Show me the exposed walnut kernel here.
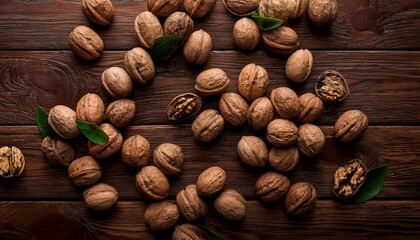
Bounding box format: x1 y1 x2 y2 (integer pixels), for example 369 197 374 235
167 93 202 121
333 159 367 198
315 70 349 102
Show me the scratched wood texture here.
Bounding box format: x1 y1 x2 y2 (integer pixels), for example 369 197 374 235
0 0 420 239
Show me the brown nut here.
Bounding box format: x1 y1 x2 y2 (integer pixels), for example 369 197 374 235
88 123 123 158
334 110 369 142
233 18 261 50
183 0 217 18
173 223 207 240
105 99 136 128
153 143 184 176
68 25 103 61
258 0 291 22
270 87 300 119
76 93 105 125
219 93 249 126
285 49 313 83
68 156 101 186
184 29 213 65
223 0 260 16
101 67 133 99
195 68 230 96
81 0 114 25
238 63 269 102
167 93 202 121
144 201 180 231
298 124 325 157
266 119 298 148
315 70 349 102
124 47 155 85
333 159 367 198
214 189 246 221
136 166 170 200
83 183 118 211
121 135 150 168
0 146 25 178
308 0 338 27
196 166 227 197
285 182 317 217
298 93 323 123
164 11 194 44
262 26 299 55
147 0 183 17
41 136 75 167
48 105 81 139
247 97 274 130
268 147 300 172
134 11 163 49
255 171 291 202
237 136 268 168
191 109 225 142
176 184 208 221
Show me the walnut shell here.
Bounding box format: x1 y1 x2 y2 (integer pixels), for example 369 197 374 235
191 109 225 142
238 63 269 102
167 93 202 121
223 0 260 16
41 136 75 167
268 147 300 172
195 68 230 96
214 189 246 221
334 110 369 142
136 166 170 200
298 93 323 123
0 146 25 178
134 11 163 49
307 0 338 27
105 99 136 128
164 11 194 44
183 0 217 18
68 156 101 186
124 47 155 85
290 0 309 18
266 119 298 148
48 105 81 139
68 25 103 61
333 159 367 198
285 182 317 217
315 70 349 102
101 67 133 99
76 93 105 125
285 49 313 83
262 26 299 55
219 93 249 126
255 171 291 202
196 166 227 197
83 183 118 211
233 18 261 50
184 29 213 65
144 201 180 231
176 184 208 221
173 223 207 240
270 87 300 119
147 0 183 17
121 135 150 168
298 124 325 157
247 97 274 130
81 0 114 25
237 136 268 168
258 0 292 22
88 123 123 158
153 143 184 176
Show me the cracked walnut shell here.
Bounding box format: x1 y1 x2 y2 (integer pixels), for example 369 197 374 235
315 70 349 102
0 146 25 178
136 166 170 200
237 136 268 168
333 159 367 198
121 135 150 168
184 29 213 65
334 110 368 142
196 166 227 197
88 123 123 158
83 183 118 211
167 93 202 121
298 124 325 158
191 109 225 142
134 11 163 49
214 189 246 221
255 171 291 202
48 105 81 139
68 25 103 61
153 143 184 176
285 182 317 217
266 119 298 148
144 201 180 231
68 156 101 187
81 0 114 25
271 87 300 119
176 184 208 221
195 68 230 96
41 136 75 167
76 93 105 125
238 63 269 102
219 93 249 126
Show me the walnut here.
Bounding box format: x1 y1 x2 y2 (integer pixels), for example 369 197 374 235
214 189 246 221
105 99 136 128
0 146 25 178
290 0 309 18
233 18 261 50
136 166 170 200
247 97 274 130
48 105 81 139
237 136 268 168
196 166 227 197
147 0 183 17
164 11 194 44
266 119 298 148
298 93 323 123
333 159 367 198
144 201 180 231
255 171 291 202
298 124 325 157
134 11 163 49
101 67 133 99
315 70 349 102
223 0 260 16
121 135 150 168
268 147 300 172
41 136 75 167
285 49 313 83
68 156 101 187
191 109 225 142
307 0 338 27
183 29 213 65
194 68 230 96
76 93 105 125
258 0 292 22
88 123 123 158
285 182 317 217
167 93 202 121
176 184 208 221
124 47 155 85
270 87 300 119
81 0 114 25
238 63 269 102
334 110 368 142
183 0 217 18
173 223 207 240
262 26 299 55
83 183 118 211
153 143 184 176
219 93 249 126
68 25 103 61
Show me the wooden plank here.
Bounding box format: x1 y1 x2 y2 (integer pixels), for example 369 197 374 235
0 1 419 50
0 50 419 125
0 200 419 239
0 125 418 200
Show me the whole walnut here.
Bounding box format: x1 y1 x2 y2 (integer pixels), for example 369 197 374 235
191 109 225 142
233 18 261 50
144 201 180 231
270 87 300 119
268 147 300 172
68 156 101 187
105 99 136 128
88 123 123 158
76 93 105 125
176 184 208 221
247 97 274 130
219 93 249 126
0 146 25 178
153 143 184 176
214 189 246 221
262 26 299 55
285 182 317 217
48 105 81 139
124 47 155 85
195 68 230 96
41 136 75 166
83 183 118 211
307 0 338 27
258 0 292 22
183 0 217 18
81 0 114 25
136 166 170 200
285 49 313 83
298 93 323 123
238 63 269 102
173 223 207 240
147 0 183 17
255 171 291 202
134 11 163 49
334 110 368 142
164 12 194 44
121 135 150 168
68 25 103 61
266 119 298 148
224 0 260 16
184 29 213 65
196 166 227 197
298 124 325 157
237 136 268 168
101 67 133 99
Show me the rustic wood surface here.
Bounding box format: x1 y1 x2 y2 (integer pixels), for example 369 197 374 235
1 0 420 239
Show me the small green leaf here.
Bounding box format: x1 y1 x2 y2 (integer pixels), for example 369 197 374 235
35 105 55 138
251 11 284 31
149 35 182 62
76 120 109 145
198 224 221 240
351 165 388 203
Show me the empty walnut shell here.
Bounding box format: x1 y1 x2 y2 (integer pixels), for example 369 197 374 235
76 93 105 125
238 63 269 102
196 166 227 197
266 119 298 148
223 0 260 16
41 136 75 167
144 201 180 231
255 171 291 202
83 183 118 211
237 136 268 168
81 0 114 25
124 47 155 85
298 93 323 123
48 105 81 139
270 87 300 119
101 67 133 99
334 110 369 142
153 143 184 176
184 29 213 65
176 184 208 221
173 223 207 240
214 189 246 221
315 70 349 102
191 109 225 142
285 182 317 217
0 146 25 178
262 26 299 55
298 124 325 157
88 123 123 158
136 166 170 200
195 68 230 96
121 135 150 168
105 99 136 128
167 93 202 121
219 93 249 126
268 147 300 172
68 25 103 61
164 11 194 44
134 11 163 49
147 0 183 17
247 97 274 130
68 156 101 187
183 0 217 18
333 159 367 198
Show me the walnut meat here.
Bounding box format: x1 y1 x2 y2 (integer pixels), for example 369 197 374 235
184 29 213 65
68 156 101 187
121 135 150 168
176 184 208 221
270 87 300 119
81 0 114 25
153 143 184 176
233 18 261 50
134 11 163 49
237 136 268 168
48 105 81 139
167 93 202 121
105 99 136 128
164 11 194 44
285 49 313 83
147 0 183 17
238 63 269 102
124 47 155 85
191 109 225 142
308 0 338 27
219 93 249 126
144 201 180 231
196 166 227 197
214 189 246 221
194 68 230 96
173 223 207 240
298 93 323 123
183 0 217 18
0 146 25 178
266 119 298 148
136 166 170 200
255 171 291 202
68 25 103 61
262 26 299 55
224 0 260 16
268 147 300 172
83 183 118 211
76 93 105 125
88 123 123 158
334 110 369 142
298 124 325 157
247 97 274 130
333 159 367 198
101 67 133 99
285 182 317 217
315 70 349 102
41 137 75 167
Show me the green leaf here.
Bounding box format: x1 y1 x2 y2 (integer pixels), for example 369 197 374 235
251 11 284 31
198 224 221 240
76 120 109 145
351 165 388 203
35 105 55 138
149 35 182 62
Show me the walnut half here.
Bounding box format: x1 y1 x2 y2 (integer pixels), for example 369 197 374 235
333 159 367 198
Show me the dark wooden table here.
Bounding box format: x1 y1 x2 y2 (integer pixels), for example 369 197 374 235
1 1 420 239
